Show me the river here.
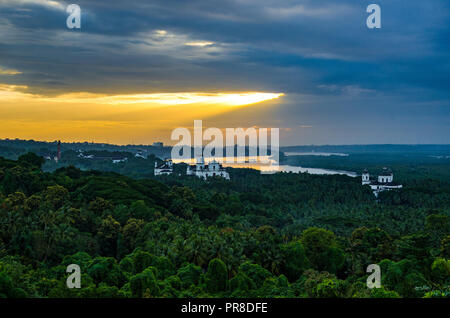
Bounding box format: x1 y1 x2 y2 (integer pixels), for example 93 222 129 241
172 156 357 177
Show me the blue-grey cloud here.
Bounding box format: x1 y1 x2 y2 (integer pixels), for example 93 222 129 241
0 0 448 144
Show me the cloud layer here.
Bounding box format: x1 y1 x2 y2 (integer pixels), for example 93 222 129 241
0 0 448 144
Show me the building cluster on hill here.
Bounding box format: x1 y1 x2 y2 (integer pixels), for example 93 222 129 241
362 167 402 196
154 157 230 180
44 140 62 162
186 157 230 180
154 159 174 176
76 150 129 163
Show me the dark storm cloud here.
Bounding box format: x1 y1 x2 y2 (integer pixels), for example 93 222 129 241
0 0 448 143
0 0 448 96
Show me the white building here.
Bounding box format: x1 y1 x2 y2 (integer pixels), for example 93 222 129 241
362 168 402 196
154 159 173 176
187 157 230 180
112 158 128 164
77 150 94 159
135 150 146 159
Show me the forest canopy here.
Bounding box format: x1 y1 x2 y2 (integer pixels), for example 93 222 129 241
0 152 449 298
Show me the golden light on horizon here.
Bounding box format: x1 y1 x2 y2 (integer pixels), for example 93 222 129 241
0 84 285 145
0 85 283 107
40 91 284 107
0 67 22 75
185 41 215 47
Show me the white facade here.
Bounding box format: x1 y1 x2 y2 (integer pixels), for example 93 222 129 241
377 174 393 183
77 150 94 159
187 157 230 180
362 170 370 185
135 150 146 159
362 168 402 196
112 158 128 164
154 159 173 176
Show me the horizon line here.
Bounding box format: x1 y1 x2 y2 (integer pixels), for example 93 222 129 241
1 138 449 148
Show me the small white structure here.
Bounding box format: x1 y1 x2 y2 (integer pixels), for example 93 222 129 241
362 170 371 185
187 157 230 180
77 150 94 159
112 158 128 164
154 159 173 176
135 150 146 159
362 168 402 197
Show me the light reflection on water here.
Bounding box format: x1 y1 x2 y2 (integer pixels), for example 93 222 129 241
284 152 349 157
172 156 357 177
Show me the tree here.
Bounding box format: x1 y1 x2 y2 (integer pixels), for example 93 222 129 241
280 240 309 282
89 197 113 215
299 269 337 298
380 259 428 297
153 256 175 280
44 185 68 209
119 256 134 274
129 200 153 221
131 250 156 274
18 152 44 169
229 272 256 295
430 258 450 286
62 252 92 270
97 215 121 256
4 192 26 210
24 194 41 214
369 286 400 298
441 236 450 258
87 257 127 288
426 214 450 248
119 218 145 257
394 233 432 269
252 226 282 274
130 267 159 298
177 263 202 289
301 227 344 273
205 258 228 293
237 262 272 289
349 227 393 274
315 277 346 298
0 271 27 298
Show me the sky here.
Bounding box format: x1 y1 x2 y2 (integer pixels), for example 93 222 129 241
0 0 449 145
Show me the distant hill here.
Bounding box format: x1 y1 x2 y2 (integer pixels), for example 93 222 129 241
0 138 171 160
280 144 450 155
2 139 449 159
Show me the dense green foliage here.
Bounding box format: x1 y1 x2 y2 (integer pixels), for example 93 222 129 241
282 150 450 182
0 152 448 298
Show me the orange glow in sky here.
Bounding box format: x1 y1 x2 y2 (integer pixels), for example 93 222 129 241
0 84 284 144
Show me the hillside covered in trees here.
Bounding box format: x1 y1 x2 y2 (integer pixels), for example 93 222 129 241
0 153 449 298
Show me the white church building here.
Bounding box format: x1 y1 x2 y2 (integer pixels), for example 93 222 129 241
154 159 174 176
187 157 230 180
362 167 402 196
